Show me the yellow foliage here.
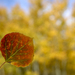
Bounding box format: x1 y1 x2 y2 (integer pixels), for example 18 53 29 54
0 0 75 75
26 71 39 75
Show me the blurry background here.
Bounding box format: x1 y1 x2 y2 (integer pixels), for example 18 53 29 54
0 0 75 75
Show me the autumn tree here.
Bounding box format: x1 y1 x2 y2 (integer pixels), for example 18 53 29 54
0 0 75 75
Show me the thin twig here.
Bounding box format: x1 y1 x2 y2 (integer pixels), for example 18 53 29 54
0 62 6 68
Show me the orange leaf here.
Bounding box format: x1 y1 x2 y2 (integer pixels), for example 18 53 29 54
0 32 34 67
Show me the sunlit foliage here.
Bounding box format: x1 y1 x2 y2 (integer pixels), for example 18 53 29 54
0 0 75 75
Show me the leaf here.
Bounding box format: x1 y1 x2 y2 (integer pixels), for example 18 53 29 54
0 32 34 67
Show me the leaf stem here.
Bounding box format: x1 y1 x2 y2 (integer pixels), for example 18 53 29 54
0 62 6 68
